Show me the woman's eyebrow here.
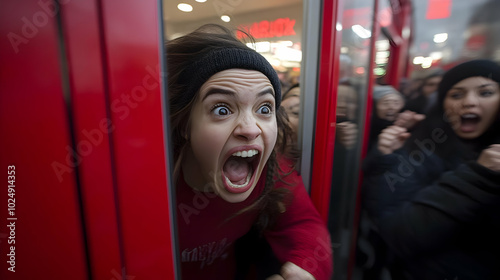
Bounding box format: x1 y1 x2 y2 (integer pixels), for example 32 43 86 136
202 87 275 101
477 83 497 89
201 88 236 101
452 83 497 90
283 93 300 99
258 88 275 98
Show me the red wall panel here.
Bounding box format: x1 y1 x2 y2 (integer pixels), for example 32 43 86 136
1 0 177 279
0 1 89 279
99 0 177 278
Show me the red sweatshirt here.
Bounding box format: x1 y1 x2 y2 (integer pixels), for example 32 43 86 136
176 157 333 279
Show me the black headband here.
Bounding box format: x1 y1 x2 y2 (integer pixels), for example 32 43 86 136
177 47 282 110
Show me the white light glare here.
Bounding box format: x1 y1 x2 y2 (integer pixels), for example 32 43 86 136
433 33 448 43
376 40 390 51
274 46 302 62
221 15 231 22
413 56 424 65
421 57 433 68
270 59 281 67
430 52 443 60
402 26 411 39
352 25 371 39
177 3 193 12
246 43 256 50
336 23 343 31
376 51 390 64
195 0 207 2
254 41 271 53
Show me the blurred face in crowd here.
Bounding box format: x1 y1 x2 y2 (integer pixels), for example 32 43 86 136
183 69 278 203
337 85 358 121
281 87 301 142
376 93 405 121
444 76 500 139
422 76 442 97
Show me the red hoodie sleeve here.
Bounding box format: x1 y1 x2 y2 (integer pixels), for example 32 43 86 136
264 159 333 280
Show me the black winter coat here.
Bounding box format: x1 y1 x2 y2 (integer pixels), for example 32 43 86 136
362 148 500 280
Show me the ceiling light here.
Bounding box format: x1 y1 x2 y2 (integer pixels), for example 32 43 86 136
221 15 231 22
430 51 443 60
433 33 448 43
421 57 433 68
196 0 207 2
413 56 424 65
254 41 271 53
352 25 371 39
177 3 193 12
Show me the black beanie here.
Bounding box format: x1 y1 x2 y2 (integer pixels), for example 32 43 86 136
372 85 402 102
438 59 500 105
178 47 282 110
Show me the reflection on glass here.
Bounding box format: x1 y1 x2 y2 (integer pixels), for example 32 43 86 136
327 0 374 279
374 36 390 84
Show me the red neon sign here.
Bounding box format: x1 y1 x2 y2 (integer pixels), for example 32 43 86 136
426 0 451 20
237 17 296 39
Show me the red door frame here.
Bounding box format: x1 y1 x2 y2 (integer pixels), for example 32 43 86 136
310 0 344 222
384 0 413 88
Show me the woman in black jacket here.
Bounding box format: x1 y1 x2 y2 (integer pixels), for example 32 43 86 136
363 59 500 280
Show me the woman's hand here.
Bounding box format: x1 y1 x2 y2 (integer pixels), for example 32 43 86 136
377 125 410 155
394 110 425 129
266 262 316 280
477 144 500 172
337 121 358 150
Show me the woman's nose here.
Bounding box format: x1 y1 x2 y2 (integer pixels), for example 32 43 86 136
463 92 479 108
233 114 261 141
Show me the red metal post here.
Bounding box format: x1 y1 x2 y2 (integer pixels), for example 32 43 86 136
310 0 344 222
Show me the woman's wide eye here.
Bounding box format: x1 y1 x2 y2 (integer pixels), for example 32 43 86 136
448 91 463 99
257 104 272 115
212 105 231 116
479 90 494 97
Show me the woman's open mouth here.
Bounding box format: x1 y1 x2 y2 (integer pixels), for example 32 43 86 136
385 111 397 120
222 149 260 194
460 113 481 133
